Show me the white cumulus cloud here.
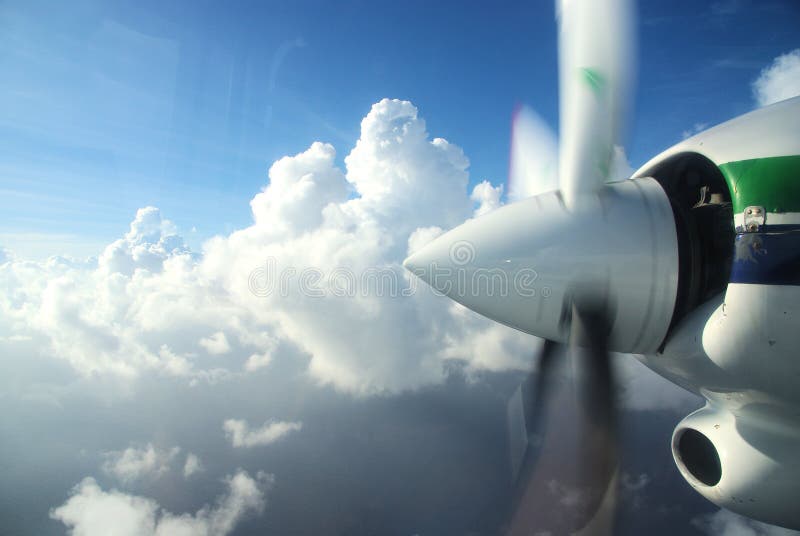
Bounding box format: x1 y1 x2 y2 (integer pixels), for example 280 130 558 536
98 206 191 277
0 98 531 395
223 419 303 448
753 49 800 107
470 180 504 217
102 443 180 484
249 141 349 236
183 453 203 479
50 470 272 536
199 332 231 355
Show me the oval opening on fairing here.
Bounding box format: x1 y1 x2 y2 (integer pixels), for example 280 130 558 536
676 428 722 486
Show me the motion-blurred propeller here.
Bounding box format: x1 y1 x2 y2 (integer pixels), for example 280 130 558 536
506 301 618 535
404 1 665 534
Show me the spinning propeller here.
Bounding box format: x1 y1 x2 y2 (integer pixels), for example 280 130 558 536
403 0 683 533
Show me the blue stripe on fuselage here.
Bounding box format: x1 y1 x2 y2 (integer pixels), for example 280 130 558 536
731 229 800 285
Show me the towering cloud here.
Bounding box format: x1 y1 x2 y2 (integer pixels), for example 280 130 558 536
0 98 530 395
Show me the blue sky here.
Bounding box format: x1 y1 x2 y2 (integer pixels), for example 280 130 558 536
1 0 799 258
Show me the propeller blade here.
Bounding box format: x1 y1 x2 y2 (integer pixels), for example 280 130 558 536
557 0 635 207
570 302 619 535
506 339 576 536
507 338 563 486
528 338 560 430
506 303 619 536
508 105 559 202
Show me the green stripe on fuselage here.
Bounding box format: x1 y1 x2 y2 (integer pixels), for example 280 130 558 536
719 155 800 214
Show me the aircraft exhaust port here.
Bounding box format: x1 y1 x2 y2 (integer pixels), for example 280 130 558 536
675 428 722 486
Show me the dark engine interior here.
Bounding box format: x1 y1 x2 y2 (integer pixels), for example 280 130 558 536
645 153 735 330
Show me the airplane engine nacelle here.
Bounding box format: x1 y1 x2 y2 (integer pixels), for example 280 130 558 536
403 177 680 355
672 406 800 529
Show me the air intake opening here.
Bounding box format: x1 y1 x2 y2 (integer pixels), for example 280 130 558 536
677 428 722 486
645 152 734 332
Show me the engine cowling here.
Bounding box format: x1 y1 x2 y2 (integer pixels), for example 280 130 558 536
672 406 800 529
403 176 680 355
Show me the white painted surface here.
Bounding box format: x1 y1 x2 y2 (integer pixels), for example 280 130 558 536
404 177 679 354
